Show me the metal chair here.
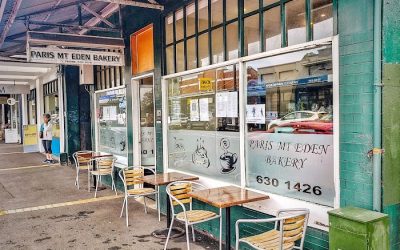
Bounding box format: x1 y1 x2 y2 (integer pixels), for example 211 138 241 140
118 166 160 227
164 181 222 250
72 151 94 191
90 156 118 198
235 208 310 250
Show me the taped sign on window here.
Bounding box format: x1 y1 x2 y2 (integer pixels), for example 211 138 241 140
199 78 213 91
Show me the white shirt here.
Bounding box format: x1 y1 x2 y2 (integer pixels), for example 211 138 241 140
42 122 53 140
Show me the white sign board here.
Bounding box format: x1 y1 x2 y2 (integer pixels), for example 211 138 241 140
27 47 125 66
0 84 30 94
246 104 266 124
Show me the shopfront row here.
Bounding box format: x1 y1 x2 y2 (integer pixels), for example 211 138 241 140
73 150 310 250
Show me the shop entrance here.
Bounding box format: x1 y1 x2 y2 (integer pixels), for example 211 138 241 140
132 75 155 167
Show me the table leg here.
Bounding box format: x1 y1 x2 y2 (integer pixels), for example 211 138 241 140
166 194 172 227
225 207 231 250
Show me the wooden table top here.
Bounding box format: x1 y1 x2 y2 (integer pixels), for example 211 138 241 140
91 153 113 159
140 172 199 186
188 186 269 208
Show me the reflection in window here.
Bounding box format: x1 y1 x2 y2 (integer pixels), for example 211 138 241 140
244 14 260 56
226 0 238 20
227 22 239 60
244 0 259 14
212 27 224 64
198 0 209 32
286 0 306 46
187 37 197 70
165 14 173 44
211 0 223 26
175 8 184 41
198 33 210 67
264 6 281 51
186 3 196 37
176 42 185 72
312 0 333 40
166 45 174 74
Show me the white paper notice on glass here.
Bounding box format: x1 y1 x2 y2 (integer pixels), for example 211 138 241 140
216 92 227 117
246 104 266 124
199 98 209 121
190 99 199 121
102 106 117 121
227 92 238 117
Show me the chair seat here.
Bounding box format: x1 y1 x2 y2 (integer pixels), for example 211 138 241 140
241 229 294 250
78 165 90 170
127 188 156 195
176 210 217 223
91 169 112 175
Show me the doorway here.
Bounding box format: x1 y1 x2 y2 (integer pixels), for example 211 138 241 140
132 75 155 167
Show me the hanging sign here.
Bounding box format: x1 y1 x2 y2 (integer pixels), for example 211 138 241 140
27 47 125 66
7 98 16 106
199 78 213 91
0 84 30 95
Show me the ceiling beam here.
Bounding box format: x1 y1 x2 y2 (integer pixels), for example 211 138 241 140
0 0 7 23
0 75 38 80
28 20 120 33
0 71 43 76
79 3 119 34
81 3 116 28
16 0 90 19
95 0 164 10
0 0 23 48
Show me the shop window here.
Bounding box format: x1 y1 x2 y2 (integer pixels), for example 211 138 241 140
286 0 306 46
176 8 184 41
227 22 239 60
264 6 281 51
226 0 238 21
212 27 224 64
176 42 185 72
244 0 259 14
95 88 127 163
198 0 209 32
245 45 334 206
165 14 173 44
198 32 210 67
167 65 240 184
211 0 223 26
244 14 260 56
166 45 174 74
312 0 333 40
187 37 197 70
186 2 196 37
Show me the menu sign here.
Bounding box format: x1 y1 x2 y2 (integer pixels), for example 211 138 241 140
247 133 334 206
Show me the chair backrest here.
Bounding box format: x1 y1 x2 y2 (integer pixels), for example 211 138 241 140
276 208 310 249
72 151 94 167
95 156 116 171
119 166 155 192
166 181 206 214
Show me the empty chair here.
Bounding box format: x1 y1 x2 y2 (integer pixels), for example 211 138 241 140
90 156 118 198
119 166 160 226
164 181 222 250
235 208 310 250
72 151 94 191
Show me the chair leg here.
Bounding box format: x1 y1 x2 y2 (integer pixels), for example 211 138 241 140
120 196 126 218
111 174 117 196
94 175 100 198
191 225 196 242
219 217 222 250
143 196 148 214
125 197 129 227
157 188 161 222
185 222 191 250
164 217 175 250
75 169 79 189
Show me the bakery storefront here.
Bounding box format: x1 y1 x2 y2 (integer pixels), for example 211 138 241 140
162 0 337 232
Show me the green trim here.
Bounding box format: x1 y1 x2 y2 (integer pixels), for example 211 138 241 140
280 0 287 47
306 0 312 41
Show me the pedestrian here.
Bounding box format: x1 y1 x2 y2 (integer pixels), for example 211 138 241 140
40 113 54 164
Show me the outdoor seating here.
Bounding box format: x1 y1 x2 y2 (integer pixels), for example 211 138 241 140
118 166 160 226
164 181 222 250
90 156 118 198
235 208 310 250
72 150 94 191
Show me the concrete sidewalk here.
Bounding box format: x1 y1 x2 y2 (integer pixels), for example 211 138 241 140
0 150 218 250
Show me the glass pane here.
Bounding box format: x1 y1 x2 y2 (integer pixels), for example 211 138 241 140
187 37 197 70
176 42 185 72
264 6 281 51
186 2 196 37
198 32 210 67
245 45 334 206
244 14 260 56
212 27 224 64
198 0 209 32
264 0 278 6
226 22 239 60
226 0 238 20
211 0 223 26
312 0 333 40
286 0 306 46
166 45 174 74
176 8 184 41
165 14 173 44
244 0 259 14
139 82 155 166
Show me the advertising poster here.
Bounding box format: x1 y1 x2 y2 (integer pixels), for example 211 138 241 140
23 125 38 146
216 91 238 118
190 99 199 121
246 104 266 124
199 98 209 121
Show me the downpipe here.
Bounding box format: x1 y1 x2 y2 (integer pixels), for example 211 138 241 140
372 0 383 212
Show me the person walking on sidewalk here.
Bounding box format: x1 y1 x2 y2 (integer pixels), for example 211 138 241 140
40 114 54 164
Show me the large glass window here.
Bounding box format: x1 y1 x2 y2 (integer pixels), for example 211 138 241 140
245 45 334 206
264 6 281 51
226 0 238 20
166 45 174 75
312 0 333 40
176 42 185 72
227 22 239 60
212 27 224 64
198 0 209 32
96 88 127 163
186 3 196 37
244 14 260 56
198 33 210 67
167 65 240 184
175 8 184 41
244 0 259 14
187 37 197 70
211 0 223 26
165 14 173 44
286 0 306 46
